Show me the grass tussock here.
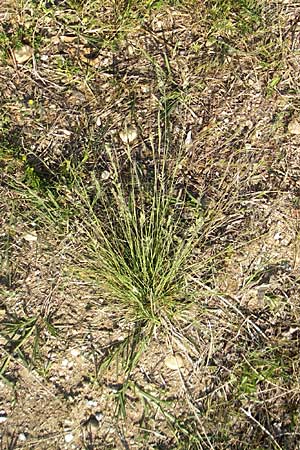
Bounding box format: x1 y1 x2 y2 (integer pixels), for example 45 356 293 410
73 132 203 325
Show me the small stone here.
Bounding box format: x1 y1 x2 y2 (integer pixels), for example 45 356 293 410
141 85 150 94
164 354 184 370
64 433 74 443
96 116 101 127
288 118 300 135
23 233 37 242
70 348 80 358
185 130 192 146
18 433 27 442
256 285 268 301
0 416 7 424
119 126 138 144
127 44 135 55
95 412 103 422
101 170 110 181
86 399 98 407
61 358 73 369
274 232 282 241
13 45 33 64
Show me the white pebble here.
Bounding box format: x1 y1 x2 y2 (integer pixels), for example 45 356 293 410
185 130 192 146
69 348 80 358
95 412 103 421
64 433 74 443
0 416 7 424
61 358 73 369
18 433 27 442
101 170 110 180
86 400 98 407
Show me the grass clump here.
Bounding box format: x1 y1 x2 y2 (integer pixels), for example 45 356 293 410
77 132 203 326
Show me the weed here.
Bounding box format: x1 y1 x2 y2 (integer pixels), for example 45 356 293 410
206 0 261 40
238 351 288 397
113 380 204 449
56 55 82 79
266 74 281 96
0 313 58 384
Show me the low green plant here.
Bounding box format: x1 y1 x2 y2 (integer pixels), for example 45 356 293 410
238 348 290 398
